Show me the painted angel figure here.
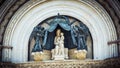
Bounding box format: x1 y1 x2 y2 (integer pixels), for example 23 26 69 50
30 26 48 53
72 24 89 51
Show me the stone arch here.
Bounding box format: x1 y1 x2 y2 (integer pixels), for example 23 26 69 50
2 0 118 63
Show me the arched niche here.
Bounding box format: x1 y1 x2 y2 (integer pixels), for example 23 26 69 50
3 0 118 63
28 15 93 61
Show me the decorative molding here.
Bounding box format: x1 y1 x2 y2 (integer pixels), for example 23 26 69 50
97 0 120 57
0 58 120 68
0 0 27 44
0 0 119 63
97 0 120 38
1 0 118 63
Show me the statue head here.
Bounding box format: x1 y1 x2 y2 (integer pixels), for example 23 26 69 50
61 32 64 36
56 29 61 37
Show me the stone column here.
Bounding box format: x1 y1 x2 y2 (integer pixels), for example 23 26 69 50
2 46 12 62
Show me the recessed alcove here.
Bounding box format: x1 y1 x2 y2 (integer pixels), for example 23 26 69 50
28 15 93 61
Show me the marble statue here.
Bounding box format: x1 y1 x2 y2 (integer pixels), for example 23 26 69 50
59 32 65 56
54 29 61 55
51 29 68 60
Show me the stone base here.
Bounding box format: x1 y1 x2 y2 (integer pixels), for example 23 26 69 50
75 50 87 60
32 50 51 61
54 55 65 60
51 48 68 60
69 48 87 60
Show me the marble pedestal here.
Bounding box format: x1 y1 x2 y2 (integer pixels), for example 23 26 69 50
51 48 68 60
54 55 65 60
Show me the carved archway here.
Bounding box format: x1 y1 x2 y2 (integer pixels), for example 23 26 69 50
3 0 118 63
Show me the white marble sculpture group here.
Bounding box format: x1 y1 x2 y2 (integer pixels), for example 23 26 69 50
51 29 68 60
